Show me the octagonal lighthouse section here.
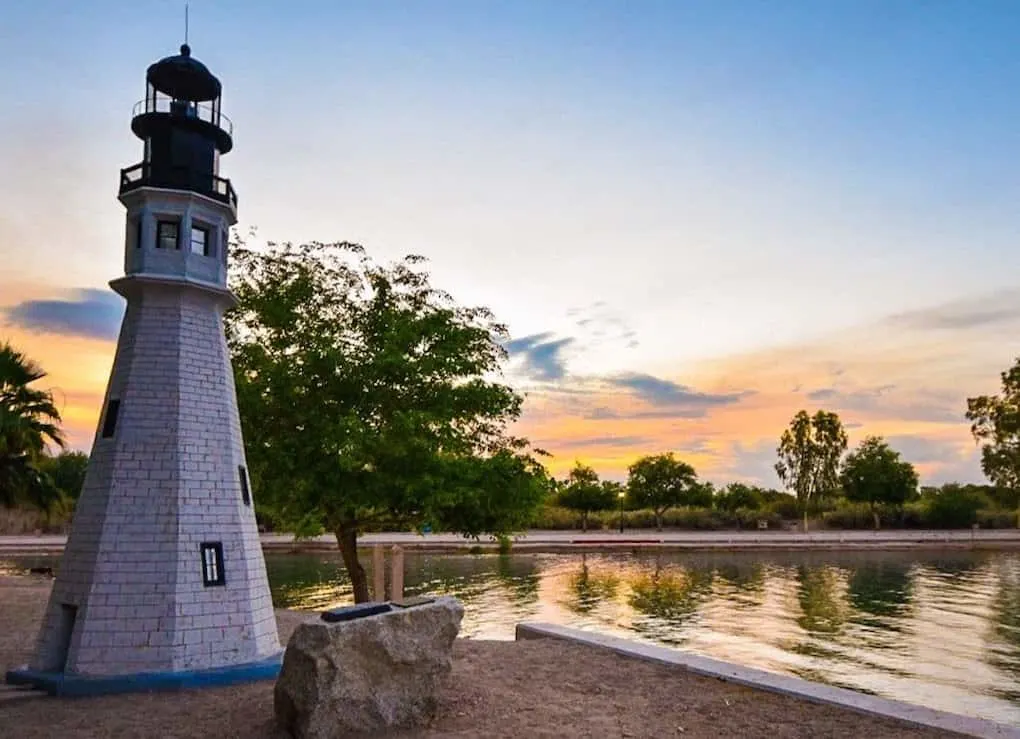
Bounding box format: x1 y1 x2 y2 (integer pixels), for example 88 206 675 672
7 45 282 695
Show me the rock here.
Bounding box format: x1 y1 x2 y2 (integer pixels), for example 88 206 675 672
274 596 464 737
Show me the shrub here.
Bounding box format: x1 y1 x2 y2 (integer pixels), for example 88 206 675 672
0 503 72 535
977 509 1017 529
731 509 784 530
894 502 922 528
622 509 659 529
715 483 763 512
535 503 796 531
530 505 582 530
985 486 1020 510
924 486 989 529
670 508 724 530
827 501 911 529
590 509 656 529
763 495 799 520
536 496 1020 531
822 502 875 530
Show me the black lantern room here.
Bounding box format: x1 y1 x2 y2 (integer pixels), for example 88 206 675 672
119 44 237 209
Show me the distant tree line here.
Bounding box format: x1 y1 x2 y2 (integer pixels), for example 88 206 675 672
544 354 1020 533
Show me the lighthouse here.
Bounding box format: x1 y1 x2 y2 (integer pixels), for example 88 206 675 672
8 44 282 694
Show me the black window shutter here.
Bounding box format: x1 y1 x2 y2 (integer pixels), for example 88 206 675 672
239 466 250 506
101 399 121 438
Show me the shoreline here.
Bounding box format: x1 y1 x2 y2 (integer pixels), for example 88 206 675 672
2 529 1020 557
0 576 978 737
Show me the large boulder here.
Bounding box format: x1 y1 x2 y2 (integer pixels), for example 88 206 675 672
274 597 464 737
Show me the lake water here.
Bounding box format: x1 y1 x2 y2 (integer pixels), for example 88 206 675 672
4 548 1020 725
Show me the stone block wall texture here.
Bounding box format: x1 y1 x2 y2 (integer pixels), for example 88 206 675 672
29 276 280 676
123 189 232 286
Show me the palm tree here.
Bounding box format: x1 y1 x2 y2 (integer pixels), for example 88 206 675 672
0 342 65 508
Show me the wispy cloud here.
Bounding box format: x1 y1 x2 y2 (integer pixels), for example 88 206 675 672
504 332 575 381
884 434 956 464
718 439 780 485
883 433 984 484
543 434 651 449
884 289 1020 332
3 288 123 341
803 384 963 425
568 300 640 349
806 387 838 401
607 372 749 415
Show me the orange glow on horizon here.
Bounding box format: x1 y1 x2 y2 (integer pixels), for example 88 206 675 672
2 284 1002 486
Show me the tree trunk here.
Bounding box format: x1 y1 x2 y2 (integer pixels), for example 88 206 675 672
335 524 370 603
581 511 588 533
802 509 809 533
655 510 663 532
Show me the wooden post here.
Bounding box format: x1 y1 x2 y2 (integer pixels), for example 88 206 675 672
389 545 404 602
372 545 385 602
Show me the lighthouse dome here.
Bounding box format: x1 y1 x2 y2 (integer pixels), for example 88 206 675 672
146 44 221 101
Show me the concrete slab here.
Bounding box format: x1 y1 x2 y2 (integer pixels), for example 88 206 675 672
515 622 1020 739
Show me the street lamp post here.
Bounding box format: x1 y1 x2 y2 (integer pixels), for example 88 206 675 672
618 491 626 534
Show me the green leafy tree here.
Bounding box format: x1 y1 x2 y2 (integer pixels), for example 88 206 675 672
37 451 89 501
227 240 548 602
839 436 919 529
775 409 848 532
601 479 626 500
626 453 701 530
923 483 988 528
602 479 628 527
0 342 64 509
715 482 764 512
556 463 615 532
967 357 1020 494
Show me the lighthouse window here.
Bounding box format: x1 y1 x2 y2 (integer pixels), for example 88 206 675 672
200 542 225 587
190 226 210 256
101 399 120 438
239 466 251 506
157 220 179 250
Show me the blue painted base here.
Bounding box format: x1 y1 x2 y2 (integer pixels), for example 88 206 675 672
5 652 283 697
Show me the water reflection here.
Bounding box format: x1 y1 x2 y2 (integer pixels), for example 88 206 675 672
847 561 914 621
493 553 541 604
5 548 1020 724
565 554 620 615
628 562 713 639
795 564 848 635
714 561 766 597
987 564 1020 702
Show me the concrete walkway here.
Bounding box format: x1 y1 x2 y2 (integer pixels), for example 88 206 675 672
2 528 1020 554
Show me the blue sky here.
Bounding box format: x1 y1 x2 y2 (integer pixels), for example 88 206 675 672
2 1 1019 484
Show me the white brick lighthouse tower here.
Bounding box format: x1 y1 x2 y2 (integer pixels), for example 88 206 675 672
8 44 282 694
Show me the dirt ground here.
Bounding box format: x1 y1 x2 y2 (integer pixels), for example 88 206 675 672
0 576 962 739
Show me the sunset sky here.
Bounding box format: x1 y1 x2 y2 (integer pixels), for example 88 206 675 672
3 1 1020 486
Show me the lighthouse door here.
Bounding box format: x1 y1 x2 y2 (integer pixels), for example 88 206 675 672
54 604 78 673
